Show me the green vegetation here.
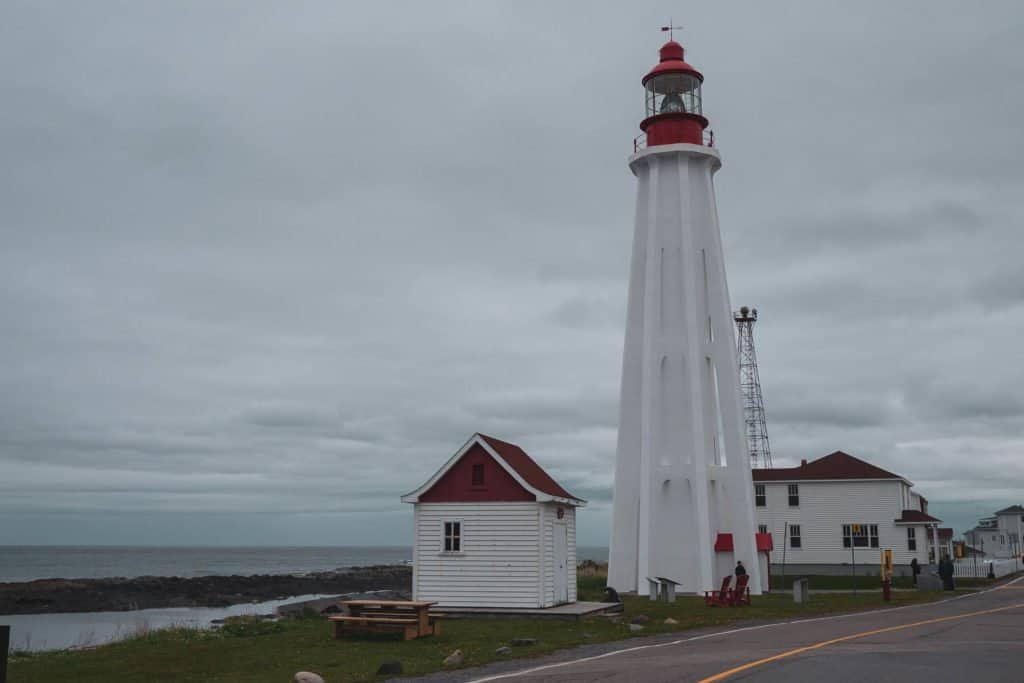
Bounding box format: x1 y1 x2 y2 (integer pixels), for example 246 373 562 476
768 573 1004 590
770 573 916 590
10 587 953 682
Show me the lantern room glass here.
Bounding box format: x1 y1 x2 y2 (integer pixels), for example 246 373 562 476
645 73 702 118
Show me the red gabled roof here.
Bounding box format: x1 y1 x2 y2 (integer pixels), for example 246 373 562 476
752 451 904 482
895 509 942 524
477 433 580 502
938 528 954 540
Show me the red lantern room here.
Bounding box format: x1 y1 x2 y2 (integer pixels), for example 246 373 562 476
640 41 708 147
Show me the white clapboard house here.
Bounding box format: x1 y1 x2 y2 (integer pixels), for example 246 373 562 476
401 433 586 608
753 451 943 574
964 505 1024 559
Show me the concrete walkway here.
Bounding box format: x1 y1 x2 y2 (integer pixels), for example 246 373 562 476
439 601 622 620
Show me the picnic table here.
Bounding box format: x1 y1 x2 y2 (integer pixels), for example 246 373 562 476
328 599 442 641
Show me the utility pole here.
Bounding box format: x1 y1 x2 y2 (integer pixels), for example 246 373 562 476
734 306 773 469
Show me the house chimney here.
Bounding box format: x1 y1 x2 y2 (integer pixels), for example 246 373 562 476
801 459 807 467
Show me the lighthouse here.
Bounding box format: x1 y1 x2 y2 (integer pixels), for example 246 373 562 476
607 38 763 596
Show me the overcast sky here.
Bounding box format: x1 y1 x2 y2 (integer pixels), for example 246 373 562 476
2 1 1022 547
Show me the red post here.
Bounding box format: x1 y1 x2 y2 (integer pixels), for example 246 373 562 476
882 577 891 602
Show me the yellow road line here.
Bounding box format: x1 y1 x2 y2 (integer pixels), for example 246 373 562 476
698 602 1024 682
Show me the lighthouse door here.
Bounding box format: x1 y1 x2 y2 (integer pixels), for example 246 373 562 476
553 524 569 604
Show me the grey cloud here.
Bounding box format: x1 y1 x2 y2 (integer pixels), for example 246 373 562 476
2 0 1023 546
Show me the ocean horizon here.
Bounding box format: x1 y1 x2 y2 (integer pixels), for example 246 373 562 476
0 545 610 583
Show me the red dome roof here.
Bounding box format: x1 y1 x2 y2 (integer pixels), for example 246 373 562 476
642 40 703 85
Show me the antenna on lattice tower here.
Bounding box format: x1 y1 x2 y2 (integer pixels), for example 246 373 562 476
734 306 773 469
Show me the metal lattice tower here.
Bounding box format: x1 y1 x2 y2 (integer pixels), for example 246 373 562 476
734 306 772 469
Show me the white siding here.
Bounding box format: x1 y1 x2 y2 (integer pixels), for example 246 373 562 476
414 502 542 608
755 480 929 566
539 503 577 607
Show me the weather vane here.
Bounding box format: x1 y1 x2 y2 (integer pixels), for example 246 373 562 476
660 22 684 41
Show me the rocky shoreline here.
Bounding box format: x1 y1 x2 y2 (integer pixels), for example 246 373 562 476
0 564 412 615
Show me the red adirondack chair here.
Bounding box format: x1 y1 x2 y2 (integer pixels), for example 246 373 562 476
730 573 751 607
704 575 732 607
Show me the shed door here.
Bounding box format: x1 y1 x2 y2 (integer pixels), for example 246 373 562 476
554 523 569 604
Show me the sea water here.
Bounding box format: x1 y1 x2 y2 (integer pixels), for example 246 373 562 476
3 594 335 652
0 546 413 583
0 545 609 582
0 545 609 651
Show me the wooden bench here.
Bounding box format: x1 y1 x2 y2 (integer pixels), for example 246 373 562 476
646 576 682 602
328 600 442 641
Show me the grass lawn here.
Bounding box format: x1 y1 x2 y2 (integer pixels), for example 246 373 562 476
769 573 917 590
9 578 955 683
767 573 1001 591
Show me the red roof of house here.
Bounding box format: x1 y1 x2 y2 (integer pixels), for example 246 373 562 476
477 433 580 502
752 451 904 482
895 509 942 524
938 528 954 540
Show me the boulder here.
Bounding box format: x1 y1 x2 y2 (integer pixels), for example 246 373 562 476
495 646 512 655
293 673 324 683
442 649 464 667
664 617 678 625
629 624 645 632
376 661 403 675
631 614 650 625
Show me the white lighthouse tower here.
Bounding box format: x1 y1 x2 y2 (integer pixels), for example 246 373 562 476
608 38 763 596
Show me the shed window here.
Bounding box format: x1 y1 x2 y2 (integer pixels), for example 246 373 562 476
789 524 801 548
443 521 461 552
788 484 799 507
907 527 917 551
754 484 766 507
471 463 485 486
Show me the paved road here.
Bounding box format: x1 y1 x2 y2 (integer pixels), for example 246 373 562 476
424 577 1024 683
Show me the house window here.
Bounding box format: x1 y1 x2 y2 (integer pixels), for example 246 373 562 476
758 524 768 535
907 527 917 551
788 484 799 507
1000 535 1005 545
789 524 801 548
754 484 766 507
471 463 485 486
842 523 879 548
443 521 461 552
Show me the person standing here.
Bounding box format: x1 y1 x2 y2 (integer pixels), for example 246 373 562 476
910 557 920 586
939 556 956 590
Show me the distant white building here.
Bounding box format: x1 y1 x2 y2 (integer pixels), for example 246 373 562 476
753 451 943 574
964 505 1024 559
401 433 585 609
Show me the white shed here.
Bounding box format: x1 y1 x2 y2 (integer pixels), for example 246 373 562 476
401 433 586 609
